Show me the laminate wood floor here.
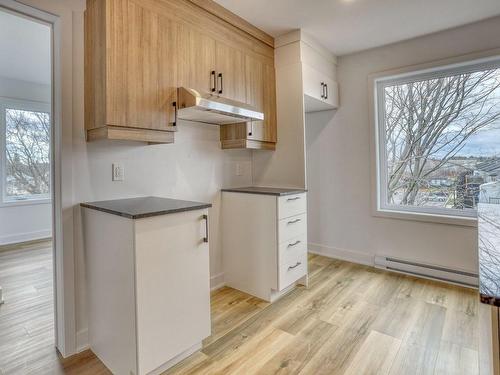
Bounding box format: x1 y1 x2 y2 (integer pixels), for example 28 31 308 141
0 244 480 374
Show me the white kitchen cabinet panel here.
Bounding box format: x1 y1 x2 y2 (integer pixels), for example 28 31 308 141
222 188 308 302
303 64 339 112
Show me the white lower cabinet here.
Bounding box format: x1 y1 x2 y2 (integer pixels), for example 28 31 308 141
82 208 211 375
222 190 308 302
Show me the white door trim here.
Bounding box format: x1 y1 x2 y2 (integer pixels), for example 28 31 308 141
0 0 76 357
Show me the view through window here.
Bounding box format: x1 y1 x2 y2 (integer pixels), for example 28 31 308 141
4 108 50 201
376 59 500 217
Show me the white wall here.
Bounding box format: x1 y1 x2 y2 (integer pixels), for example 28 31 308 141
306 16 500 273
0 76 52 245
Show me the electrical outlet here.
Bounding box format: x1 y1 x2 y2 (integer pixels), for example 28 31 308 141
112 163 124 181
235 163 243 176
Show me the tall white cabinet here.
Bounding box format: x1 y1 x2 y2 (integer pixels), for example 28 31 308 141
222 188 308 302
81 197 211 375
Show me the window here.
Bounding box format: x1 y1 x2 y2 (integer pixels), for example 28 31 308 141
0 98 51 204
374 57 500 220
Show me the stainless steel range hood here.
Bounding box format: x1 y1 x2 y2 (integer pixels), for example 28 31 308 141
176 87 264 125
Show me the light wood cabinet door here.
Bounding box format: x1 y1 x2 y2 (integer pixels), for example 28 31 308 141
215 41 246 102
246 55 277 143
105 0 177 130
177 23 216 93
219 52 277 149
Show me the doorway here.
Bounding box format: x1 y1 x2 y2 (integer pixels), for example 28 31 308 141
0 5 57 373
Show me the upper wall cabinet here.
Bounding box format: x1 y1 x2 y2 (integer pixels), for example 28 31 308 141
275 30 339 113
85 0 277 149
220 52 277 150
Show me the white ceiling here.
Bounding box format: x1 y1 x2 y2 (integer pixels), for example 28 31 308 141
215 0 500 56
0 9 51 85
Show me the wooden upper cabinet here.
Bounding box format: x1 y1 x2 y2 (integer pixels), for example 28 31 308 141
85 0 176 143
215 42 246 103
177 24 216 93
220 53 277 150
85 0 276 148
246 55 277 144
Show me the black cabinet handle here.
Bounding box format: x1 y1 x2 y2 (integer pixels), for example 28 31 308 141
218 73 223 94
325 83 328 100
171 101 177 127
248 122 253 136
286 197 300 202
320 82 325 99
288 261 302 270
287 218 301 225
287 240 301 248
203 214 209 243
211 71 216 92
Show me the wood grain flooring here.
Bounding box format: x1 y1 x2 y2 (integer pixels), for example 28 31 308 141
0 244 480 374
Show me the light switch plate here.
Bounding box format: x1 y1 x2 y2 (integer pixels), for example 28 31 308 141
112 163 124 181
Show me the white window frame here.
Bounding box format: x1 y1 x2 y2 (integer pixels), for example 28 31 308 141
0 97 51 207
372 55 500 226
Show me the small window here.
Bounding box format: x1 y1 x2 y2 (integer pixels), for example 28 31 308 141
1 100 51 203
375 57 500 220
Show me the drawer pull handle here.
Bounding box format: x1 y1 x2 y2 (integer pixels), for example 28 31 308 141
288 262 302 270
287 197 300 201
287 240 301 248
287 218 301 225
203 214 209 243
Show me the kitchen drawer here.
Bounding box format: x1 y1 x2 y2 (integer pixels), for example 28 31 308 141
279 250 307 291
278 193 307 219
279 234 307 263
278 213 307 244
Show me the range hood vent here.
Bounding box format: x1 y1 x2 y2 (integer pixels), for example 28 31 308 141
176 87 264 125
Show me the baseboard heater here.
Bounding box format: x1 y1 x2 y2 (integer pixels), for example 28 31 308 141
374 256 478 288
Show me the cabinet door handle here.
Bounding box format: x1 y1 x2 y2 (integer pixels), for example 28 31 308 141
286 197 300 202
288 261 302 270
287 240 301 248
248 122 253 136
218 73 223 94
320 82 325 99
325 83 328 100
203 214 209 243
211 71 216 92
287 218 301 225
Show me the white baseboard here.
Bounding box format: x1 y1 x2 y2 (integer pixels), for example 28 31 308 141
210 272 225 291
76 328 89 353
0 229 51 246
308 242 374 266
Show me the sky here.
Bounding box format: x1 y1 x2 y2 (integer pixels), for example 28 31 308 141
454 126 500 157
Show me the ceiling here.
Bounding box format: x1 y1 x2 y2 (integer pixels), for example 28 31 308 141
0 9 51 85
214 0 500 56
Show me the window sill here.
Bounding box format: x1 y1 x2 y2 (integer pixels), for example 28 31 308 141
374 208 477 227
0 198 51 208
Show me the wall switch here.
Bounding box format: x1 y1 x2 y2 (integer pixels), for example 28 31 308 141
112 163 124 181
235 163 243 176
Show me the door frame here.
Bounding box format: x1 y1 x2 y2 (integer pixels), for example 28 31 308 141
0 0 76 357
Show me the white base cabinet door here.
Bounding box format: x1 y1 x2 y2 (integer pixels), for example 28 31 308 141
83 208 211 375
135 212 211 375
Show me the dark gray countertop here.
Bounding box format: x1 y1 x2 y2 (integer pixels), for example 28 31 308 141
221 186 307 196
479 203 500 306
81 196 211 219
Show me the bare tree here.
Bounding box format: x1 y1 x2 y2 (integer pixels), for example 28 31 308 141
5 109 50 197
385 69 500 205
